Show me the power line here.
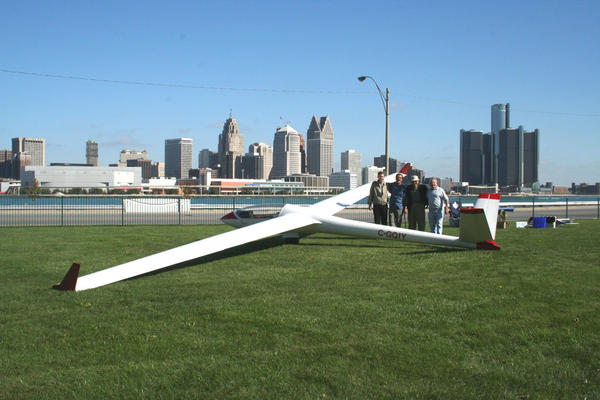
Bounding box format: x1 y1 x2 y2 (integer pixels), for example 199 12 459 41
0 68 368 95
2 68 598 117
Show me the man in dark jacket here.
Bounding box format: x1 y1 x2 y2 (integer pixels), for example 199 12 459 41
368 171 388 225
403 175 428 231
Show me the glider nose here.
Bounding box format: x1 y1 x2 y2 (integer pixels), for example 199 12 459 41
221 211 237 220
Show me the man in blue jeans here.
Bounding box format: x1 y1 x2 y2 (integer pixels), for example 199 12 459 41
387 173 406 227
426 178 449 234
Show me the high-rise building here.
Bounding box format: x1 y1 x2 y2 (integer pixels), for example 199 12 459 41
127 159 153 180
497 126 539 187
218 114 245 178
198 149 219 170
0 149 11 178
119 149 148 165
306 115 334 176
374 155 403 174
341 149 362 185
86 140 99 166
491 103 510 183
244 142 273 179
460 129 494 185
165 138 193 179
12 137 45 166
272 125 301 179
298 134 308 173
329 170 358 191
362 166 384 185
523 129 539 186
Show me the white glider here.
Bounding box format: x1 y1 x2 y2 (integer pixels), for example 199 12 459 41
54 164 500 291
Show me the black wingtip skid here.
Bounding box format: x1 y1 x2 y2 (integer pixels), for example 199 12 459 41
53 263 80 291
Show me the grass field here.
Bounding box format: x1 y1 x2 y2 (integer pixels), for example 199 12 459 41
1 221 599 399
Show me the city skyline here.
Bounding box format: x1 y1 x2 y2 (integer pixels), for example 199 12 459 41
1 1 599 185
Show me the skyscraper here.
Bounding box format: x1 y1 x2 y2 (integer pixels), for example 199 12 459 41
218 114 245 178
306 115 334 176
459 129 493 185
86 140 98 166
341 149 362 185
491 103 510 183
245 142 273 179
497 126 539 187
12 137 45 166
272 125 301 179
165 138 193 179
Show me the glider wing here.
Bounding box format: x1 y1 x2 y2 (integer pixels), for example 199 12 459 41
56 212 320 291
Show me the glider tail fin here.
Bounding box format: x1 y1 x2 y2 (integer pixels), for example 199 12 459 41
459 194 501 250
399 162 411 176
53 262 80 291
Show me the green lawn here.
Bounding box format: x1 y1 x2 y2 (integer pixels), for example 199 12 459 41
1 222 599 399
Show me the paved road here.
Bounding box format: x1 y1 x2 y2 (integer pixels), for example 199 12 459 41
1 205 598 227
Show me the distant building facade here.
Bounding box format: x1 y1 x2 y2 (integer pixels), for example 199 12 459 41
329 170 358 191
374 155 403 175
21 165 142 188
119 149 148 165
244 142 273 179
199 148 219 170
341 150 362 185
272 125 301 179
12 137 45 167
306 115 334 176
218 114 245 178
362 166 384 184
86 140 99 166
165 138 193 179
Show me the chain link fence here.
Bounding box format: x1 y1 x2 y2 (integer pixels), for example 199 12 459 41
1 195 598 227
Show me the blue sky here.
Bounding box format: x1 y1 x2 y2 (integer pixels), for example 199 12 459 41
1 0 598 185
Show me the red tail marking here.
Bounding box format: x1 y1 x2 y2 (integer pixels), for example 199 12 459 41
476 240 501 250
460 208 484 214
399 163 411 176
53 263 80 291
478 193 501 200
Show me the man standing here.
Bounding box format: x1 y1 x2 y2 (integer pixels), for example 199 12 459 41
368 171 388 225
387 173 406 227
427 178 449 234
404 175 428 231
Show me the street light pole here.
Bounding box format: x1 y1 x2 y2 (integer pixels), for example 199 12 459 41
358 76 390 174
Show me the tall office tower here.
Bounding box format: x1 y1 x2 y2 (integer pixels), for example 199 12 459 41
490 103 510 183
459 129 492 185
497 125 539 188
523 129 539 186
245 142 273 179
127 159 153 179
165 138 193 179
374 155 402 174
151 162 165 178
198 149 219 169
298 134 308 173
86 140 99 166
341 149 362 185
0 149 11 178
12 137 45 166
306 115 334 176
218 114 245 178
497 127 522 187
271 125 301 179
120 149 148 164
362 166 384 184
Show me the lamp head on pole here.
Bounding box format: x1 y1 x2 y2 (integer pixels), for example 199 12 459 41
357 76 367 82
